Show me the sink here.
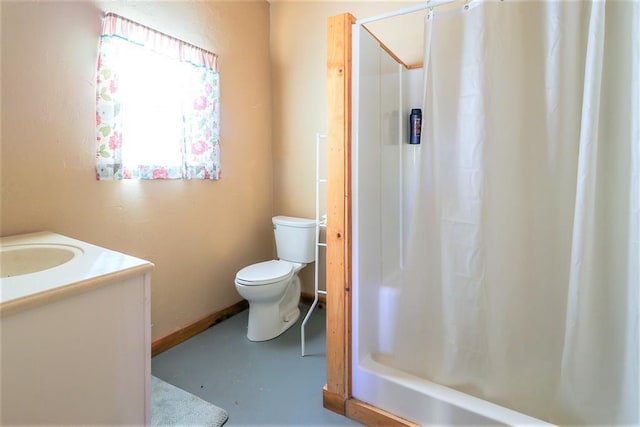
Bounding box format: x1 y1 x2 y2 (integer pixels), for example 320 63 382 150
0 231 153 425
0 244 83 278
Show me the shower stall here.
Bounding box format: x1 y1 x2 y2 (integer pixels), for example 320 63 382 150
351 6 550 425
327 1 640 426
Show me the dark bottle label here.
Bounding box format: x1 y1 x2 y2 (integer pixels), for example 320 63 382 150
409 108 422 144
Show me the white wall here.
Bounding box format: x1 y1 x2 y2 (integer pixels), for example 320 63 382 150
353 25 424 361
402 68 424 257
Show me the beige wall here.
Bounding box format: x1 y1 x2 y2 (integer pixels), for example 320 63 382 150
0 0 421 340
1 1 273 340
270 0 422 216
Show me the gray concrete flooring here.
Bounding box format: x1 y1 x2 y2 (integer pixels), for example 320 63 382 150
152 305 362 426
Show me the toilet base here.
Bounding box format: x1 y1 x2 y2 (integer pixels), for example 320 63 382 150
245 276 301 341
246 305 300 341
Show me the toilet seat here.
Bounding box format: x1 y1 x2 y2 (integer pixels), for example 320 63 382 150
235 260 293 286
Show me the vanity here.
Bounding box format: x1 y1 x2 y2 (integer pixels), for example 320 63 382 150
0 232 154 425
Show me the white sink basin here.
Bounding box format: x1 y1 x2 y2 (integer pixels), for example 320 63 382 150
0 244 83 278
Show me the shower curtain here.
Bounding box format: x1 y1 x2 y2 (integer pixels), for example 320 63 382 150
393 0 639 424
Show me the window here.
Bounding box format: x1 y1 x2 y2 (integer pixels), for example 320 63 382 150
95 13 221 180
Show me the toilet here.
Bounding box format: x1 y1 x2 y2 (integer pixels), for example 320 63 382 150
234 216 316 341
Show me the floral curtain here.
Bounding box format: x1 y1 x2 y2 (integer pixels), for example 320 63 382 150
95 12 221 180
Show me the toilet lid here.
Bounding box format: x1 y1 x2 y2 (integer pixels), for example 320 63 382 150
235 260 293 286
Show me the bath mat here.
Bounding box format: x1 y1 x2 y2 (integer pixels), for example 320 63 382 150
152 376 228 427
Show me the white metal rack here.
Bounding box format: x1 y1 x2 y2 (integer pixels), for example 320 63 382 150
301 132 327 356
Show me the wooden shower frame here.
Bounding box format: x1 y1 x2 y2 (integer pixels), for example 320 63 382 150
323 13 417 427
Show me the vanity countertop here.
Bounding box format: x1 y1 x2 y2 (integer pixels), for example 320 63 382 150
0 231 154 317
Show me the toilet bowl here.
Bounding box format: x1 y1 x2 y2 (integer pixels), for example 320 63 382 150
234 216 316 341
235 260 303 341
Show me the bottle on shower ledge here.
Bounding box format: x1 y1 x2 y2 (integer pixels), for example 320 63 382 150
409 108 422 144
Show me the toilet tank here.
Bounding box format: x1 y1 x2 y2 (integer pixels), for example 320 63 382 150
272 216 316 263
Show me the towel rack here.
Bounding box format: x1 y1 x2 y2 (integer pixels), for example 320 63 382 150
301 132 327 356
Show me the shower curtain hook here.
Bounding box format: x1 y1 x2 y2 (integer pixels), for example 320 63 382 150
464 0 471 10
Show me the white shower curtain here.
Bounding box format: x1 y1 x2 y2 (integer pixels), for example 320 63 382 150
393 0 639 424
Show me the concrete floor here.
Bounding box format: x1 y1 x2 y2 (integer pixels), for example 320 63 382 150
152 305 362 427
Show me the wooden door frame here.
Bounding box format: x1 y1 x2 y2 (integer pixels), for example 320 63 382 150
323 12 354 415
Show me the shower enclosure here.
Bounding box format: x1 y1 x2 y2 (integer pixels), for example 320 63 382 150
350 7 550 426
325 1 639 426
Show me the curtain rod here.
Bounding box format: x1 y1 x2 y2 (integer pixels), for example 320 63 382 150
355 0 460 25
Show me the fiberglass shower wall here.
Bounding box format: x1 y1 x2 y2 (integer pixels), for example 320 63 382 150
352 25 423 367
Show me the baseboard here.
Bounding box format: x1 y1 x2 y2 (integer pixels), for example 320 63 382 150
346 398 419 427
151 300 248 357
323 385 347 415
323 385 416 426
151 294 324 357
301 292 326 309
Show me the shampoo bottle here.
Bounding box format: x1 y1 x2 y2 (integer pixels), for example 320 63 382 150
409 108 422 144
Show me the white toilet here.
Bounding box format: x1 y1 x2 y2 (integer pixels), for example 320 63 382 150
234 216 316 341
